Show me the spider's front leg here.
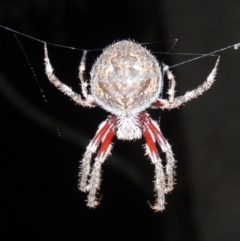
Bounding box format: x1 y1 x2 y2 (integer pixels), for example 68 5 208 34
146 115 176 193
44 43 96 107
153 57 220 109
87 124 115 207
78 115 117 208
141 124 166 211
78 118 114 192
140 112 176 211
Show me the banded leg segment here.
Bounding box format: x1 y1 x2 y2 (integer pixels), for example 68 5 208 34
78 50 90 100
44 43 96 107
147 117 175 193
162 63 176 102
152 57 220 109
140 112 176 211
142 124 166 211
78 115 117 208
78 118 113 192
87 126 115 208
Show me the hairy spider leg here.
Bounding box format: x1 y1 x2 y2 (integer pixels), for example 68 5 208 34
146 116 175 193
78 115 117 207
78 50 90 100
140 113 166 211
87 117 116 208
162 63 176 102
152 56 220 109
78 117 114 192
44 43 96 107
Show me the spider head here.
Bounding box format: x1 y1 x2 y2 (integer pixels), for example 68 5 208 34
91 40 163 116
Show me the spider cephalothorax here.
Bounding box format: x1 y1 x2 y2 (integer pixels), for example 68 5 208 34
44 40 219 211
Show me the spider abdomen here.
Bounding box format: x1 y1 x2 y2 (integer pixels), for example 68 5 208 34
91 40 163 115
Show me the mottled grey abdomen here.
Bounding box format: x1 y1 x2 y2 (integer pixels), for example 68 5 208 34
91 40 163 116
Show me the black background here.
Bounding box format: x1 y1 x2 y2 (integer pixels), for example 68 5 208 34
0 0 240 240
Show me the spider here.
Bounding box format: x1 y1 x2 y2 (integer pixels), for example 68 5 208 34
44 40 219 211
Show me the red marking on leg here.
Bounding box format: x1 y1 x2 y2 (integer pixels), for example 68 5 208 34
97 116 117 160
97 129 115 160
140 113 160 161
152 100 163 107
92 120 111 146
91 115 117 147
148 119 167 147
142 128 159 158
139 112 167 149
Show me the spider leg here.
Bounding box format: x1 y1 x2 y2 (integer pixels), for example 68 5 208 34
152 56 220 109
78 118 114 192
146 115 176 193
141 121 166 211
78 50 90 100
86 118 116 208
44 43 96 107
162 63 176 102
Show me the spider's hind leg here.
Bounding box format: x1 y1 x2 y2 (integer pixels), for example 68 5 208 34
44 43 96 107
153 57 220 109
78 50 90 100
162 63 176 102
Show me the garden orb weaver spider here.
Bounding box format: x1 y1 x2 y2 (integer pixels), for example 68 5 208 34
44 40 219 211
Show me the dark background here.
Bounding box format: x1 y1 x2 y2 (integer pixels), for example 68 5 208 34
0 0 240 240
